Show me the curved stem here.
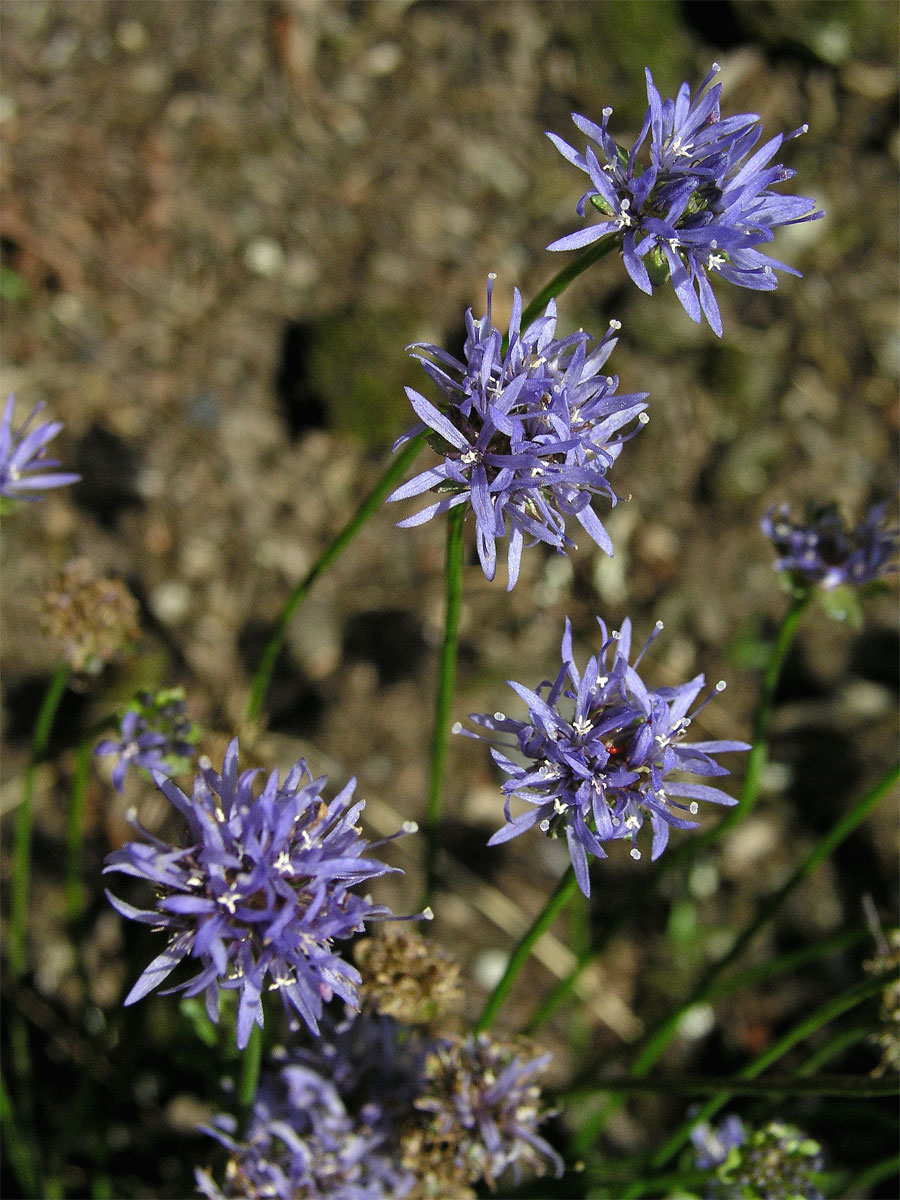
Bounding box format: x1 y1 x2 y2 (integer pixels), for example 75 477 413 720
518 236 618 332
422 505 466 906
245 433 427 724
9 664 69 980
475 868 579 1033
524 592 811 1035
840 1153 900 1198
562 1073 898 1101
238 1023 264 1111
573 760 898 1153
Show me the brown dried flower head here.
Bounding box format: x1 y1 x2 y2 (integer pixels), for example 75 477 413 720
42 558 140 674
354 930 462 1025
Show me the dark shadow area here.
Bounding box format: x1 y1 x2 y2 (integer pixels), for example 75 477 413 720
342 608 428 687
73 424 143 530
273 319 329 440
2 674 90 754
237 621 325 736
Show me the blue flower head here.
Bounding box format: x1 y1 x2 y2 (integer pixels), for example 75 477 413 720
548 65 822 335
104 739 424 1049
387 275 648 588
0 395 80 501
693 1115 824 1200
463 617 749 895
761 500 899 592
95 689 198 792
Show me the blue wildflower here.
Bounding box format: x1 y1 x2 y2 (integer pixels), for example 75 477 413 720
197 1013 561 1198
0 395 80 500
104 739 423 1049
761 500 899 591
692 1115 824 1200
464 617 749 895
547 65 822 335
95 689 197 792
387 275 648 588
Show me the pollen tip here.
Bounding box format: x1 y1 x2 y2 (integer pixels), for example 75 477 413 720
638 412 650 425
711 61 721 73
422 906 434 921
630 847 641 860
451 721 463 735
487 271 497 281
655 620 664 630
716 680 727 691
602 106 613 117
609 319 622 330
402 820 419 834
493 712 506 721
539 819 551 832
125 805 138 822
198 755 212 770
690 802 699 815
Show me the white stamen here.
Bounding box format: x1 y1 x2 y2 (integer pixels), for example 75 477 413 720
402 820 418 833
451 721 463 734
630 847 642 860
716 681 727 692
422 907 434 920
539 819 551 832
689 802 699 815
493 712 506 722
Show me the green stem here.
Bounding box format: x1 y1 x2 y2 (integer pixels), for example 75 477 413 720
9 664 69 980
708 927 868 1002
573 760 898 1153
238 1023 264 1110
524 593 811 1035
245 433 427 724
0 1069 39 1198
648 968 898 1173
475 868 579 1033
518 235 618 332
562 1073 898 1101
422 505 466 906
840 1153 900 1198
65 739 92 923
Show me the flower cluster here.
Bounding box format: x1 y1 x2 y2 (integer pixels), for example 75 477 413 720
388 275 648 588
354 930 463 1026
761 500 898 592
42 558 140 674
104 739 421 1049
548 65 822 334
464 616 748 895
0 395 80 501
95 688 198 792
691 1115 824 1200
197 1012 561 1200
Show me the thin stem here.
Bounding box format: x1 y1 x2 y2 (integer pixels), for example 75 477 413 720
524 593 811 1035
0 1069 39 1199
245 433 427 724
238 1023 264 1111
475 868 580 1033
518 235 618 332
9 664 69 980
572 760 898 1153
422 505 466 905
648 968 898 1172
840 1153 900 1198
562 1073 898 1101
65 739 92 923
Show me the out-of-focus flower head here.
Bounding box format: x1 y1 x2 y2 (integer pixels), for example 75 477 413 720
354 930 463 1026
196 1026 419 1200
463 616 749 895
547 65 822 335
0 395 80 503
95 688 198 792
387 275 648 589
692 1115 824 1200
410 1033 563 1190
104 739 423 1049
761 501 899 593
42 558 140 674
864 928 900 1076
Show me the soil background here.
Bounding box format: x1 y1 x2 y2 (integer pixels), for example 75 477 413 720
1 2 898 1197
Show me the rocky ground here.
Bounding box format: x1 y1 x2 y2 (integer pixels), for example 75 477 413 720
1 2 897 1196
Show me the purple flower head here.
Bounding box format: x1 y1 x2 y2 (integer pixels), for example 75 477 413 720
693 1116 824 1200
387 275 648 588
762 501 899 592
691 1113 746 1169
197 1022 419 1200
198 1013 561 1198
415 1033 563 1188
0 395 80 501
463 616 749 896
547 65 822 335
95 689 198 793
104 739 423 1049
